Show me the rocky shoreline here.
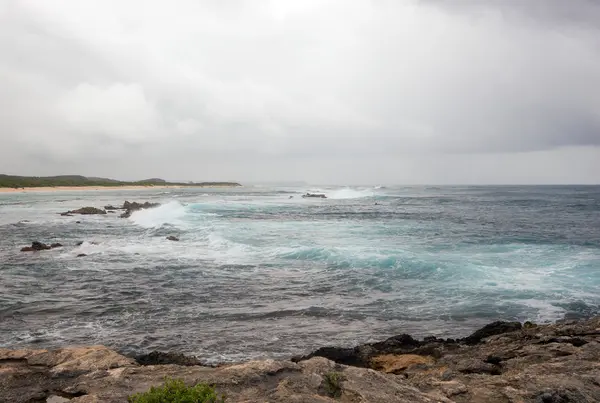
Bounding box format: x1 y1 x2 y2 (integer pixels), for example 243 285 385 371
1 317 599 402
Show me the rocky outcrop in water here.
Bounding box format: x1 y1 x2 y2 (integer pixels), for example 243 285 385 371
120 201 160 218
20 241 63 252
302 192 327 198
61 207 106 216
58 201 160 219
166 235 180 241
1 318 599 402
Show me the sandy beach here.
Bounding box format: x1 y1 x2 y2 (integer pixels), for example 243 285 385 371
0 185 237 193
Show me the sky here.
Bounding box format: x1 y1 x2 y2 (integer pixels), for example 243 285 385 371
0 0 599 185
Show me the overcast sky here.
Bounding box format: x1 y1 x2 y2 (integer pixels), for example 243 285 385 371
1 0 599 184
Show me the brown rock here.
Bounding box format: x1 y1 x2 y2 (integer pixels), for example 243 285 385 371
371 354 434 374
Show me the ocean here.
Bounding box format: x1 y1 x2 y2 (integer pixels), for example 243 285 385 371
1 185 599 363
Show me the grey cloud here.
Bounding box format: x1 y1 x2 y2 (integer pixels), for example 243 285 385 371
0 0 599 184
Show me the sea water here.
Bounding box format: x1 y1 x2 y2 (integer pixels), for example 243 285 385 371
0 185 599 363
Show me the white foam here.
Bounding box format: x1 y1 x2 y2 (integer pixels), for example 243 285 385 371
328 188 375 199
129 201 187 228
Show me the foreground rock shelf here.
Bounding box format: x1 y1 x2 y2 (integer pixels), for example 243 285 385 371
1 317 599 402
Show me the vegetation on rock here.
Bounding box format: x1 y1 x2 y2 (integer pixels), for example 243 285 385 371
127 378 224 403
322 371 345 398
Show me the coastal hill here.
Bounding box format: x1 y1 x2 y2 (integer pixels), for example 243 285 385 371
0 174 241 188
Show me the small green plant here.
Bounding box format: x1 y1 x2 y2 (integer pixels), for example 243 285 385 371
128 377 225 403
322 371 346 398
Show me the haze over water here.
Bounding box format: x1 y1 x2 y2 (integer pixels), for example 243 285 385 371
1 185 599 363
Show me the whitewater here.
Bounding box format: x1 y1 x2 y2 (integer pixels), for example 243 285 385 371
1 185 599 363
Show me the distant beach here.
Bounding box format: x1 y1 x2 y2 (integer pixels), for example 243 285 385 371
0 184 240 193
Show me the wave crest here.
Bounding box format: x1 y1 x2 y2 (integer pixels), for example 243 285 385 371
129 201 186 228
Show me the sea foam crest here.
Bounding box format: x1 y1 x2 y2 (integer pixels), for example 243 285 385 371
129 201 186 228
327 188 375 199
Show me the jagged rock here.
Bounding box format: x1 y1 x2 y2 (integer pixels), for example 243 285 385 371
50 243 63 248
134 351 203 366
370 354 434 374
166 235 180 241
463 320 522 345
0 348 451 403
302 193 327 198
1 318 600 402
104 205 121 210
61 207 106 216
20 241 51 252
120 201 160 218
77 253 87 257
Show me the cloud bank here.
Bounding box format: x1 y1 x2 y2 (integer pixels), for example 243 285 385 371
1 0 599 184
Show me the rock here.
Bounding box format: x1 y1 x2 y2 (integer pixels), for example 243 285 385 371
2 318 600 402
20 241 51 252
0 348 451 403
456 358 501 375
26 346 136 373
76 221 81 224
370 354 434 374
302 193 327 199
61 207 106 216
50 243 63 248
463 320 522 345
166 236 179 241
77 253 87 257
134 351 203 366
70 207 107 215
104 205 121 210
120 201 160 218
76 241 84 246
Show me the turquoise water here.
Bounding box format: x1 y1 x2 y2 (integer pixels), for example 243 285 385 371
1 185 599 362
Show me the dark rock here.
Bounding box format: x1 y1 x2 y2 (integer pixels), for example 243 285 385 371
60 212 73 216
484 355 502 365
75 241 84 246
302 193 327 199
134 351 204 366
120 201 160 218
524 321 538 329
21 241 51 252
104 205 121 210
50 243 63 248
76 254 87 258
166 236 180 241
292 347 365 367
463 321 522 345
75 221 81 224
69 207 106 215
456 359 501 375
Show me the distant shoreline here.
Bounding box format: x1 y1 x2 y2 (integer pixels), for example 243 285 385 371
0 184 240 193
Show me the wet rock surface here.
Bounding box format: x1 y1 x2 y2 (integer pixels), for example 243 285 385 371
1 318 599 402
20 241 63 252
120 201 160 218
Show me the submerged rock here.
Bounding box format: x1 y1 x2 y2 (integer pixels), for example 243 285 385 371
166 235 179 241
76 253 87 257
